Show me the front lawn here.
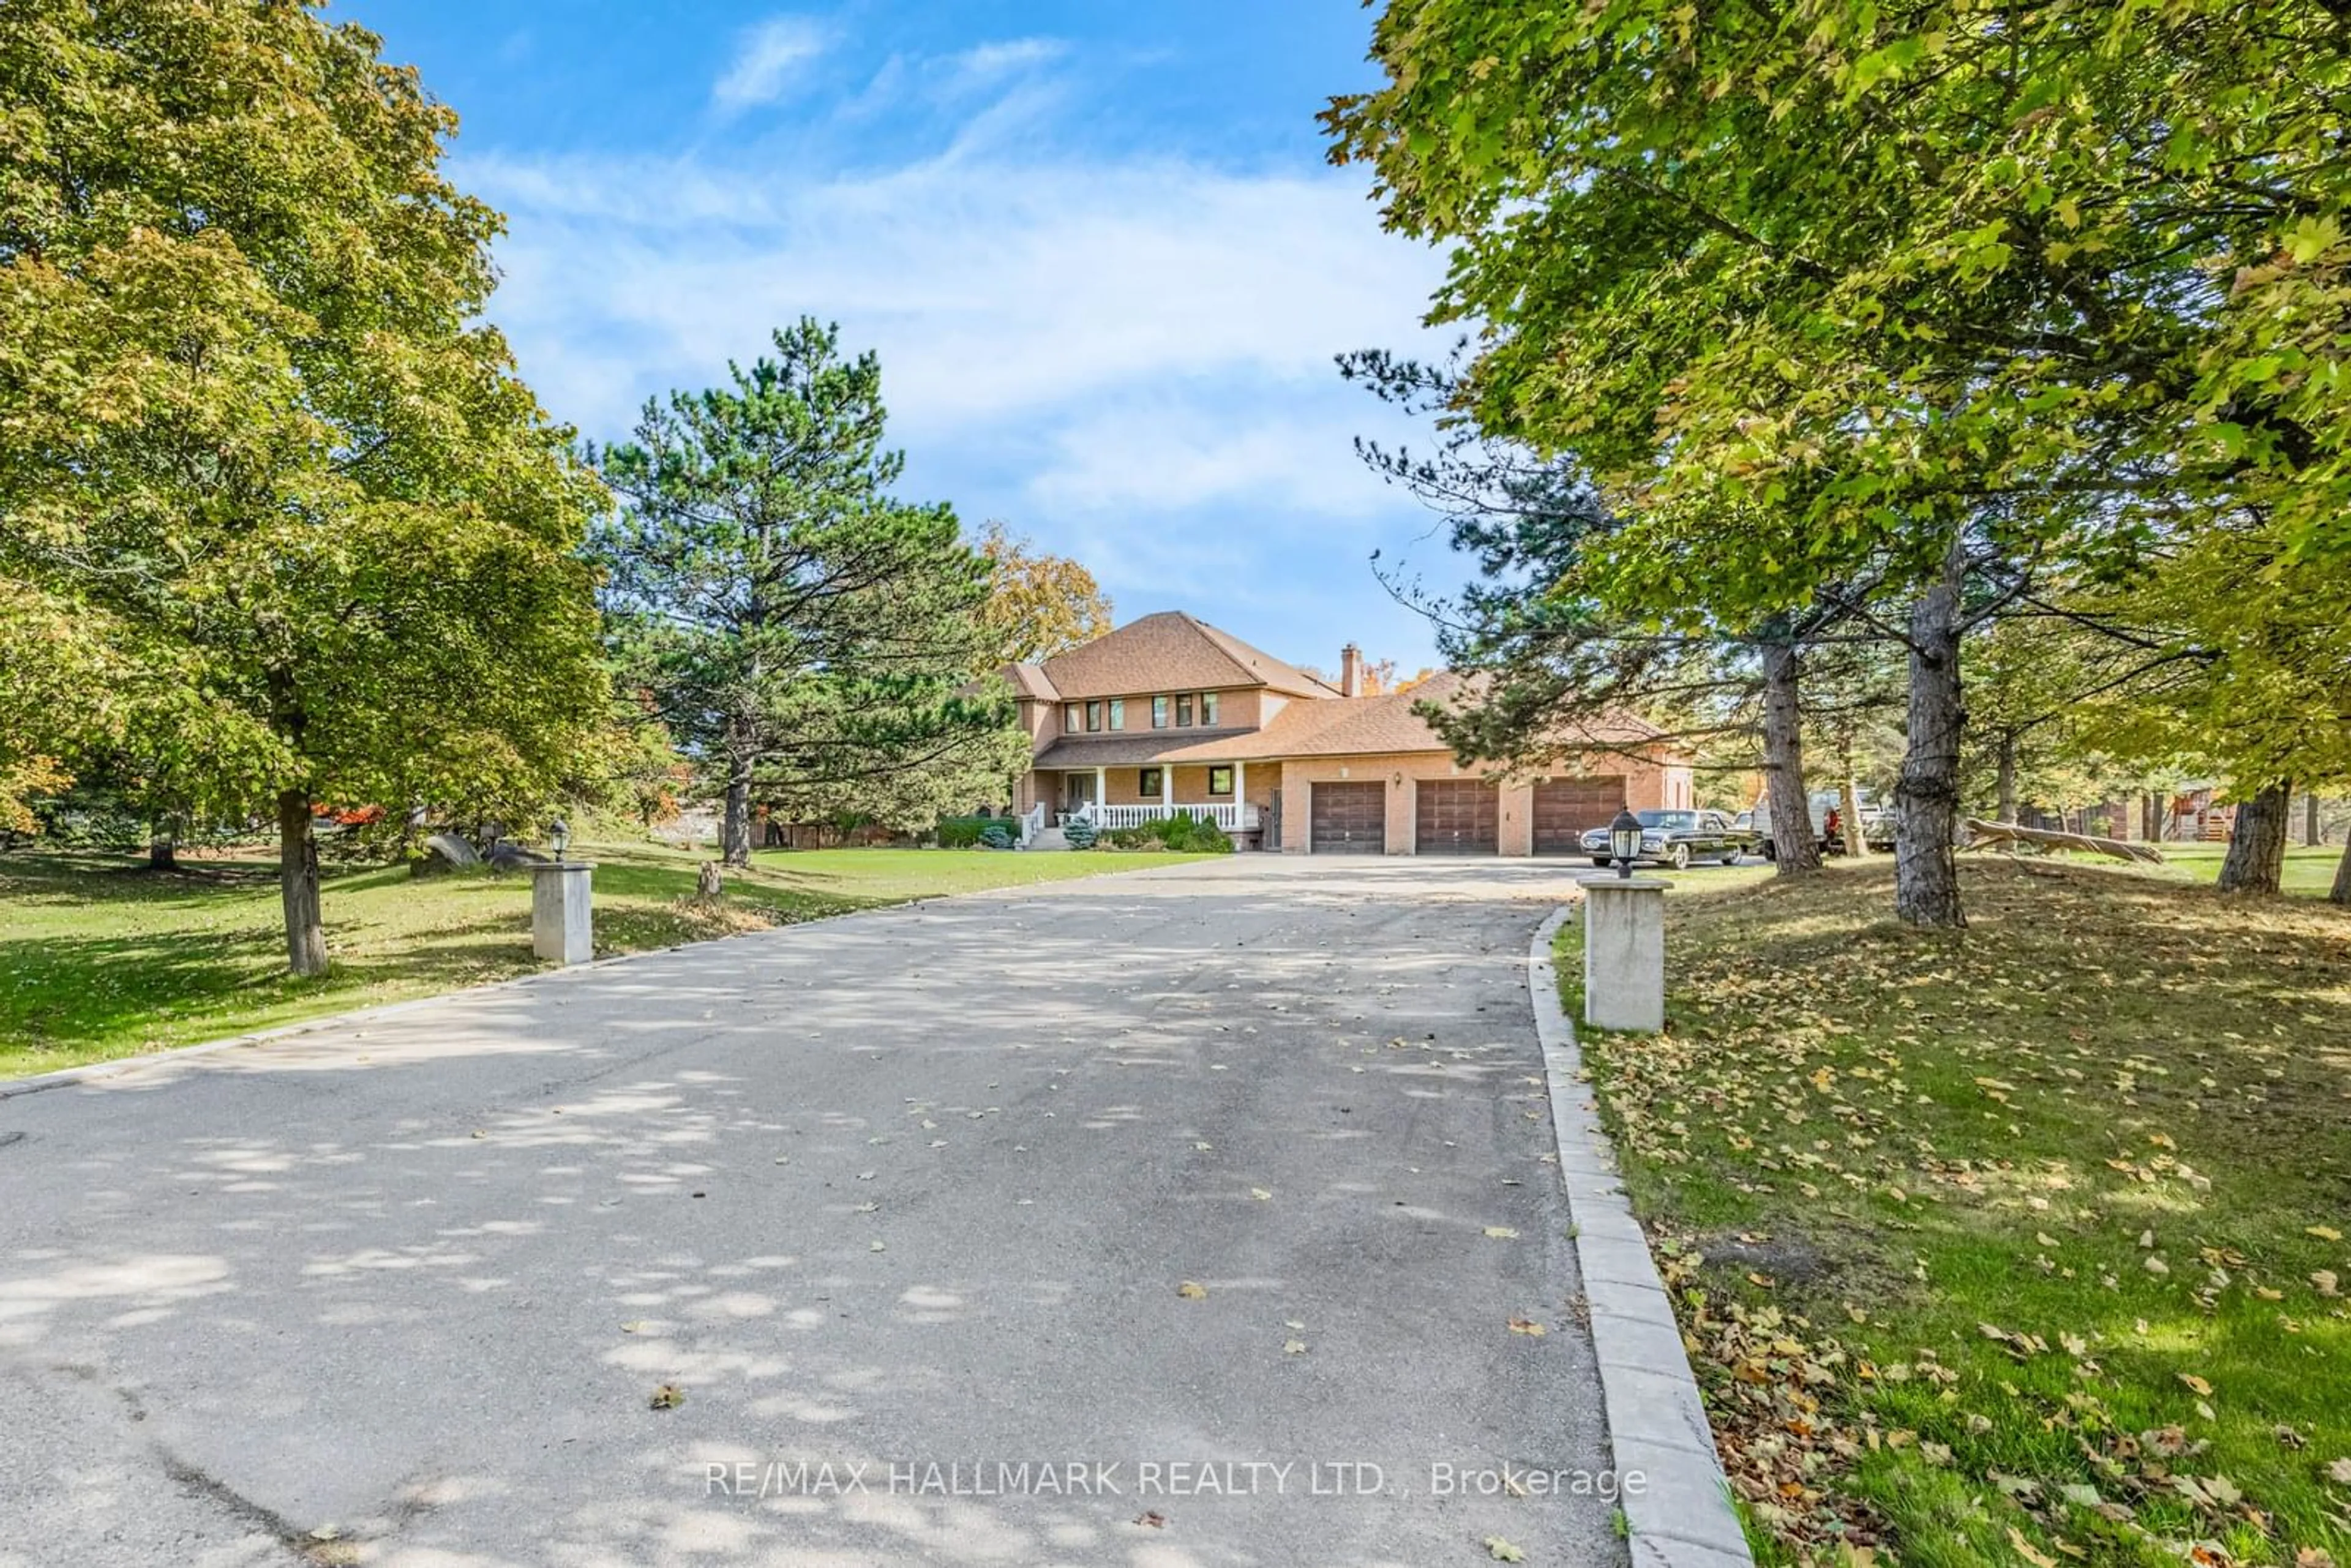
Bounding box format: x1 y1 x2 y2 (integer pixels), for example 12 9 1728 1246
0 842 1200 1079
2153 842 2345 900
1561 859 2351 1567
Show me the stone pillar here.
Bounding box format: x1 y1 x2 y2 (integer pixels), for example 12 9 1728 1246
528 861 594 966
1581 876 1667 1033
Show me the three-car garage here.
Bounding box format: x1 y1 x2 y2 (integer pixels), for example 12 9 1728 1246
1297 771 1644 856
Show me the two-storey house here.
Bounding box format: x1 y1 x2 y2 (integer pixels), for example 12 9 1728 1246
1003 612 1693 855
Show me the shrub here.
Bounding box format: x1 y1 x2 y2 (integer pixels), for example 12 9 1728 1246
979 823 1014 850
935 815 994 849
1063 818 1100 849
1100 814 1234 853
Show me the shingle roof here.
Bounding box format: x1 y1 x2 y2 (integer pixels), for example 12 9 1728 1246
1036 612 1340 701
1003 662 1060 702
1032 728 1258 770
1168 673 1469 760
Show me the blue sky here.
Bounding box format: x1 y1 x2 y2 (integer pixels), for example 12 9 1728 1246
340 0 1464 674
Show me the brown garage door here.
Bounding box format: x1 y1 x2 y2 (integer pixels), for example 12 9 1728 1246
1415 779 1499 855
1532 776 1627 855
1310 781 1387 853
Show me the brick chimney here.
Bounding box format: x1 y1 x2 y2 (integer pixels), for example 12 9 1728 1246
1340 643 1363 699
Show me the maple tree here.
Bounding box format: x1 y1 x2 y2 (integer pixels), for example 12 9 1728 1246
1327 0 2351 921
0 0 606 972
978 521 1112 664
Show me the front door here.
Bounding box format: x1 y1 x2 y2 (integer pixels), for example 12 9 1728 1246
1063 773 1095 810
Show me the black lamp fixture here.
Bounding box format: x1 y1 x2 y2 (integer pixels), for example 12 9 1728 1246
1608 808 1643 877
550 816 569 862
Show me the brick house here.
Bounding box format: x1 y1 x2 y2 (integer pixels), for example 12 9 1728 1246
1003 612 1694 855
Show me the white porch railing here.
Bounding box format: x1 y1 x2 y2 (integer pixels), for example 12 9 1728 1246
1089 802 1259 831
1016 801 1047 846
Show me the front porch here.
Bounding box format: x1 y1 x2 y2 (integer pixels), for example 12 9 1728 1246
1077 800 1262 833
1028 760 1266 846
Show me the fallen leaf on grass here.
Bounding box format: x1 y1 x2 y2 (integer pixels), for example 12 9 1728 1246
2313 1270 2340 1297
2008 1526 2059 1568
1482 1537 1527 1562
2327 1457 2351 1485
1508 1317 1547 1337
2178 1373 2213 1397
1176 1281 1208 1300
1483 1226 1520 1240
649 1384 684 1410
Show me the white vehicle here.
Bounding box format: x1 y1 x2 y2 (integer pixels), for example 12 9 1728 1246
1753 788 1892 858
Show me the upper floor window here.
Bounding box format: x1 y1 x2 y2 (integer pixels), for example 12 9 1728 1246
1108 699 1125 730
1152 696 1168 728
1085 701 1103 732
1065 703 1081 732
1201 691 1220 726
1176 694 1194 726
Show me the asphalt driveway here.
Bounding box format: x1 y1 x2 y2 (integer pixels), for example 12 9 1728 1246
0 856 1622 1568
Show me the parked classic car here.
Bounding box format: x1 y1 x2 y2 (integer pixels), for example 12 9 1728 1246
1580 808 1745 869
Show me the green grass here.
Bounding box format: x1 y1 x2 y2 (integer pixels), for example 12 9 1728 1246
0 841 1203 1079
1561 858 2351 1568
2147 842 2345 899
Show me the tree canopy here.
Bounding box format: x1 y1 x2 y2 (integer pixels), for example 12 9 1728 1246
592 320 1023 866
0 0 608 970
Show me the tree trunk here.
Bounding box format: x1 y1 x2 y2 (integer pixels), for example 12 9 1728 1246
1759 634 1821 876
1841 773 1867 856
148 822 178 871
2307 791 2322 847
721 767 753 869
2330 833 2350 906
2142 792 2158 842
277 789 328 977
1894 539 1968 928
1995 732 2017 825
2217 781 2290 894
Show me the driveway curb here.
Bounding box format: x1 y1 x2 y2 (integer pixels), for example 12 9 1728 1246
1529 907 1755 1567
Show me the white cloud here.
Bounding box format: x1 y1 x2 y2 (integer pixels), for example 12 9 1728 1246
947 39 1068 88
712 16 830 112
465 149 1445 446
456 98 1455 663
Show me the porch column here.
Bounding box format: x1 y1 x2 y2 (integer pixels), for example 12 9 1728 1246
1234 760 1247 829
1096 765 1107 812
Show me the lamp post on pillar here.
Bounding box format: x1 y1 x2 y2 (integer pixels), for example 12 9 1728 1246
527 816 594 966
1582 809 1667 1031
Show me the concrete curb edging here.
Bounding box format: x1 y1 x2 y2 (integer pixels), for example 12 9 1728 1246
1530 906 1755 1567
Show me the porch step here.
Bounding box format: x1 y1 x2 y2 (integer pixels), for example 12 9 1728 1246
1021 827 1070 852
